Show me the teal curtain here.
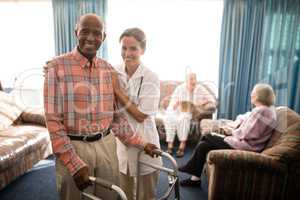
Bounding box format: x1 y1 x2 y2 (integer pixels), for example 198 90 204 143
52 0 108 58
218 0 300 119
258 0 300 113
218 0 266 119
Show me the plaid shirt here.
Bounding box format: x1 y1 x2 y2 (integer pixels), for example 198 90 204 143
44 48 144 175
225 106 277 152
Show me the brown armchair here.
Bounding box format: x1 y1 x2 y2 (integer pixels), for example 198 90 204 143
203 107 300 200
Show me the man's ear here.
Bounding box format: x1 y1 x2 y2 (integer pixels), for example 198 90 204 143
74 23 79 37
75 29 79 37
102 32 106 42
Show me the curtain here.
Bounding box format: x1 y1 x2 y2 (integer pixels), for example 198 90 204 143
218 0 300 119
218 0 266 119
259 0 300 113
52 0 108 58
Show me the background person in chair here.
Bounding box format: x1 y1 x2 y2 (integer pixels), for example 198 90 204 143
162 72 217 157
112 27 162 200
179 83 277 187
44 13 158 200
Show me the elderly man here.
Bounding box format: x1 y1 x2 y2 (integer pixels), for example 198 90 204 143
44 13 157 200
162 72 217 157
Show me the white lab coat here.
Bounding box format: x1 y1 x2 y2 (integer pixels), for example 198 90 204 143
114 63 162 176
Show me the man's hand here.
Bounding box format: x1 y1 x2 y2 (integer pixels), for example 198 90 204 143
111 70 121 94
144 143 159 157
43 61 52 77
179 101 194 112
73 166 92 191
220 125 234 136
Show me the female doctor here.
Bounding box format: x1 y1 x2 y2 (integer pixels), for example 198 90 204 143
112 28 162 200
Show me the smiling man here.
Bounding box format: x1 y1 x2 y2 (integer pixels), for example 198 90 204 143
44 13 157 200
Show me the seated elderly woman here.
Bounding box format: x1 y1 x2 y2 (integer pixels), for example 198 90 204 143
179 83 278 187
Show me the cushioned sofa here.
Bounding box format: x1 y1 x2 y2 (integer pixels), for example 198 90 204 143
0 108 52 190
201 107 300 200
155 80 216 143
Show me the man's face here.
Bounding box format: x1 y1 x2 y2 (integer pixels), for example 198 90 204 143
75 16 105 59
186 74 197 91
250 90 257 106
120 36 144 68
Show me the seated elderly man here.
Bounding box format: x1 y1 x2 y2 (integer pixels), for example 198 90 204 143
161 72 217 157
179 83 278 187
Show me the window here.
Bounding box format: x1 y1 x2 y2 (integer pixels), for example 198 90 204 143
107 0 223 90
0 0 55 106
0 0 223 106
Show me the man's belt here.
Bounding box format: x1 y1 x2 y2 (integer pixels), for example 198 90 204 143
67 128 111 142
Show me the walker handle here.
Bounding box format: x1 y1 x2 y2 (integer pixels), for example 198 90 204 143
152 148 163 156
86 177 128 200
89 177 112 189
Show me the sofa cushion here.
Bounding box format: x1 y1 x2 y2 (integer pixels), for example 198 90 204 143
286 121 300 132
0 125 50 171
0 91 23 131
0 124 52 190
262 109 300 163
262 129 300 163
265 107 300 149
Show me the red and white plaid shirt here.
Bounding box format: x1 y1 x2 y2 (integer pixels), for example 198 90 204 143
44 48 144 175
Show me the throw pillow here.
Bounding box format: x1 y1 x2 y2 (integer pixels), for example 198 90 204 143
0 91 24 130
20 107 45 126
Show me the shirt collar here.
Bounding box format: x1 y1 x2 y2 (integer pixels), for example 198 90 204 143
72 47 98 68
119 63 145 80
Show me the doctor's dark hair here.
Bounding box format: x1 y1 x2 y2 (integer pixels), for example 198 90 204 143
119 28 146 51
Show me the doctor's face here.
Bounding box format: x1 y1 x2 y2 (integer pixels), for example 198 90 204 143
120 36 145 68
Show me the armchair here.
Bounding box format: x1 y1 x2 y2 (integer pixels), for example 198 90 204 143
156 80 216 143
204 107 300 200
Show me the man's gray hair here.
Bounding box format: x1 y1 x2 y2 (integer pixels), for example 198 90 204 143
253 83 276 106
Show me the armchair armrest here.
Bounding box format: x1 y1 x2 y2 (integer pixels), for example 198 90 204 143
207 150 288 200
20 108 46 126
200 119 233 135
192 105 215 120
207 149 287 172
